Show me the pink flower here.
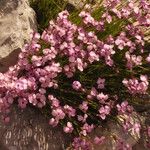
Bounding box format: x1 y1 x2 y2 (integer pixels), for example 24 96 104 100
18 98 28 109
117 101 128 113
88 51 99 63
105 57 114 66
72 137 91 150
123 76 149 94
28 94 37 106
43 48 50 55
63 122 74 133
36 93 46 107
102 13 112 23
51 99 60 108
131 123 141 135
58 10 69 20
77 114 88 123
60 42 68 50
122 116 132 131
98 105 111 120
96 93 108 103
52 108 65 120
7 97 14 104
48 95 55 101
39 88 46 94
31 55 42 67
31 32 40 41
3 116 10 123
116 138 132 150
112 8 122 18
97 78 105 89
64 105 76 117
72 81 82 91
79 11 95 25
49 118 59 127
125 51 142 69
103 0 120 8
15 78 28 91
79 101 88 112
87 87 98 99
117 101 133 114
81 123 94 136
133 7 139 14
94 136 105 145
76 58 84 72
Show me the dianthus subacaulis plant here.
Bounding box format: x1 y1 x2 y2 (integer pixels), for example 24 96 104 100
0 0 150 149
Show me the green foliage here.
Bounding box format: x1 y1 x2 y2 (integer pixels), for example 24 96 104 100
29 0 108 33
29 0 69 32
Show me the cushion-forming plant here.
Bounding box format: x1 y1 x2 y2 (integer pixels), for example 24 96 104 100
0 0 150 149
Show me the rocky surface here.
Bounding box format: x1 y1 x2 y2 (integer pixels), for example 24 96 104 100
91 114 146 150
0 105 71 150
66 0 97 8
0 105 145 150
0 0 37 72
0 103 145 150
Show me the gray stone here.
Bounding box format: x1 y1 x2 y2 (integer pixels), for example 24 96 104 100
0 106 146 150
0 105 71 150
89 113 146 150
66 0 97 8
0 0 37 72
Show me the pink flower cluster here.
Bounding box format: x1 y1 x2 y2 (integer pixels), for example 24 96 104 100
79 11 104 30
98 105 111 120
123 75 149 94
97 78 105 89
72 137 91 150
63 122 74 133
117 101 133 115
125 51 142 69
116 138 132 150
117 101 141 136
94 136 105 145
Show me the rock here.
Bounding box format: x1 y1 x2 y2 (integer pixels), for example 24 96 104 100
66 0 97 9
0 0 37 72
0 105 72 150
66 0 85 8
90 113 146 150
0 107 146 150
